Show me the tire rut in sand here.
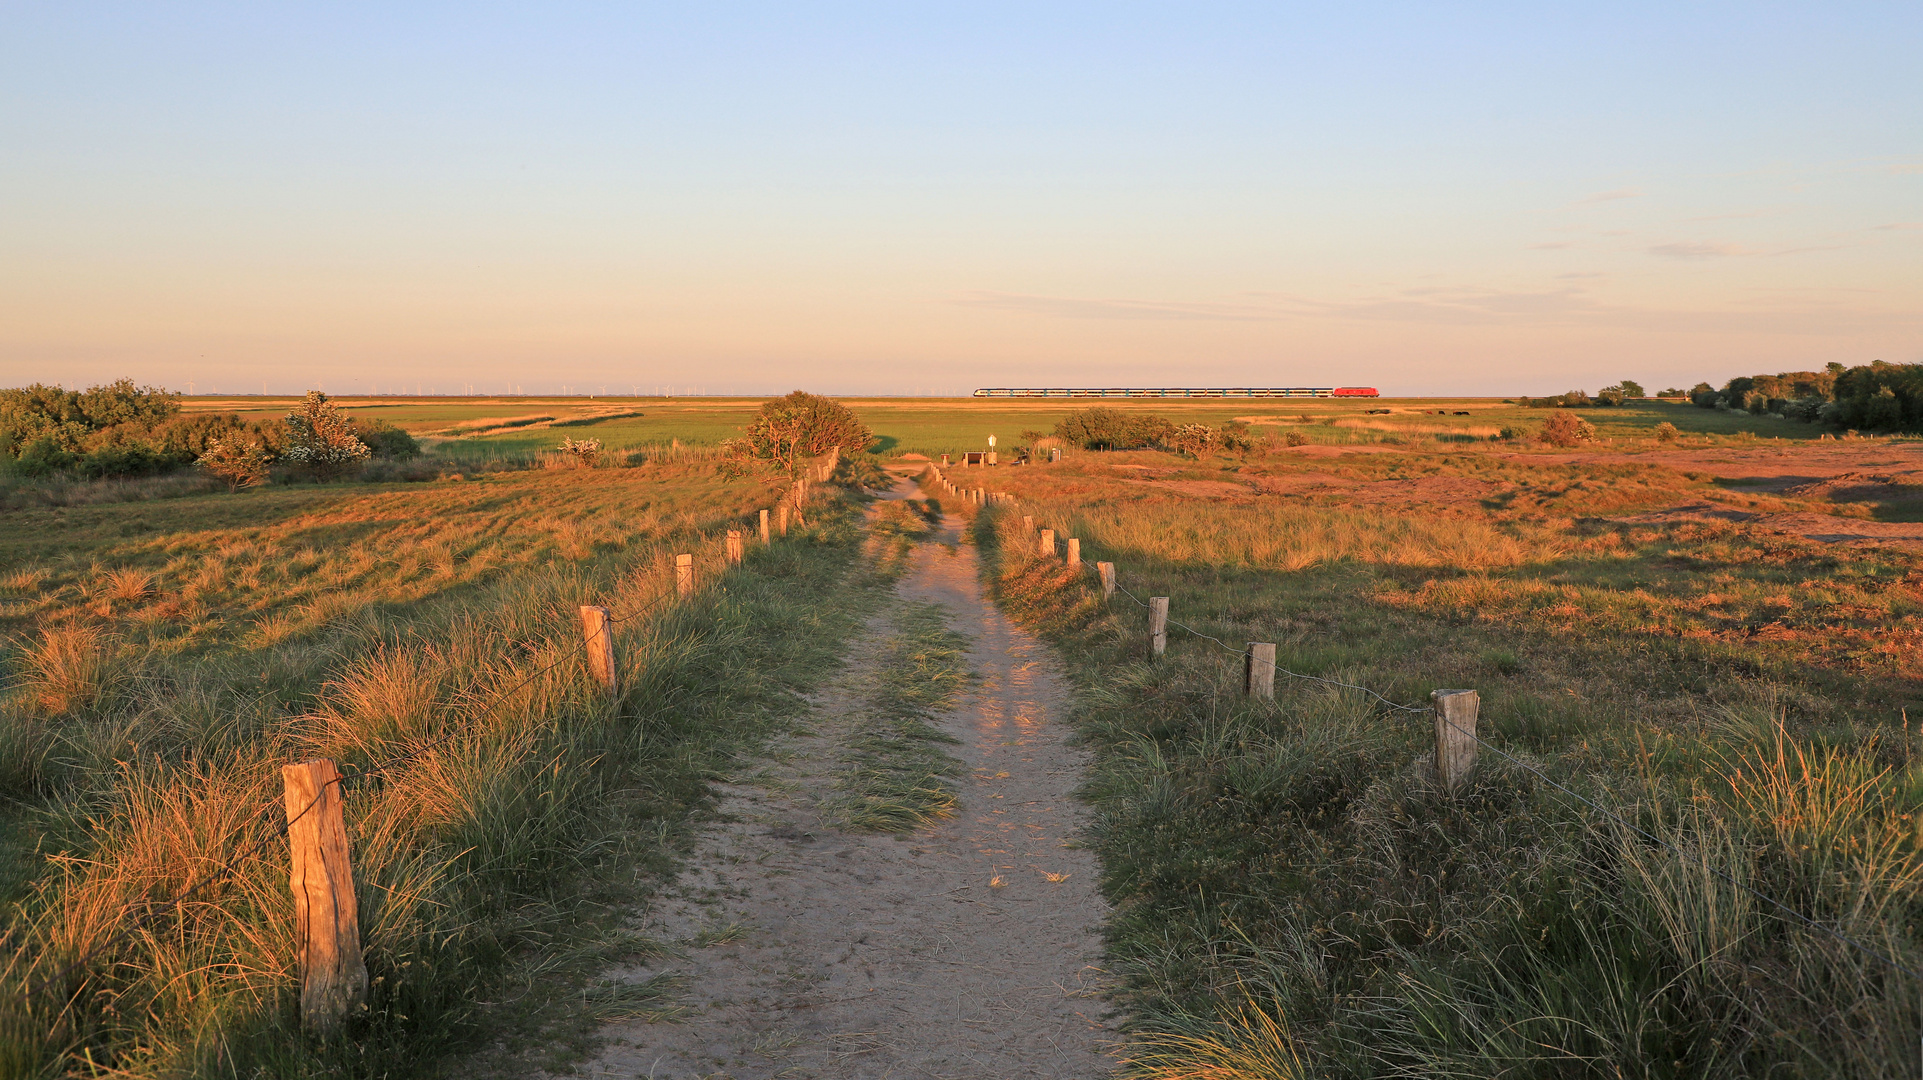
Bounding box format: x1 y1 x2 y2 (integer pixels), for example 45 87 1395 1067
560 477 1117 1079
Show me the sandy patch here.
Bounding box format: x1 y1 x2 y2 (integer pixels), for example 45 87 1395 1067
562 474 1116 1079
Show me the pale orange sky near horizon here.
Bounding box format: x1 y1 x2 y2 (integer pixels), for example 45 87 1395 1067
3 4 1918 397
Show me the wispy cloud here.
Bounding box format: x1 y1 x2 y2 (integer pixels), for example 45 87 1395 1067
1648 241 1753 259
952 291 1279 322
1527 241 1576 250
1576 188 1643 205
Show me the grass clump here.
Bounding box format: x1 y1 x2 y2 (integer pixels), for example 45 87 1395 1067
972 438 1923 1078
822 602 973 833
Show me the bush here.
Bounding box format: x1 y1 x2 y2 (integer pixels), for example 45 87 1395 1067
1054 407 1172 450
1284 431 1309 447
75 442 169 480
280 391 370 480
1652 421 1680 443
198 436 273 492
351 420 421 459
1538 411 1595 447
721 390 874 477
558 437 602 467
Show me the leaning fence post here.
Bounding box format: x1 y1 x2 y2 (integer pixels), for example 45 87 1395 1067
726 530 744 565
676 554 695 596
282 758 367 1035
1066 538 1080 569
1097 561 1116 597
1148 596 1169 658
759 509 771 544
578 605 617 697
1432 689 1479 793
1039 528 1055 557
1244 642 1276 700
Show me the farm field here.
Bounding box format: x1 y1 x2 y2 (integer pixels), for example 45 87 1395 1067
5 392 1922 1077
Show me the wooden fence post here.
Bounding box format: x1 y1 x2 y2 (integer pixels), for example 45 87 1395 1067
676 553 695 596
1097 561 1116 598
778 504 790 535
578 606 617 697
282 758 367 1035
1066 538 1080 568
726 530 744 565
1022 515 1034 532
1244 642 1276 700
759 509 771 544
1432 689 1479 793
1148 597 1169 658
1038 528 1055 557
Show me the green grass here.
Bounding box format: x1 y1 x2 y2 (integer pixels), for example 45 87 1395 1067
0 469 884 1078
972 440 1923 1077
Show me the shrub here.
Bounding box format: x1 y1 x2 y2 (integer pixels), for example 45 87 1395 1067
1054 407 1172 450
1284 431 1309 447
1652 421 1680 443
280 391 370 480
352 420 421 459
559 437 602 467
720 390 874 477
1538 411 1595 447
197 436 273 491
1596 387 1627 406
76 442 170 480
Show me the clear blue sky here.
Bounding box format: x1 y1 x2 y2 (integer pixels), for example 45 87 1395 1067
2 2 1918 396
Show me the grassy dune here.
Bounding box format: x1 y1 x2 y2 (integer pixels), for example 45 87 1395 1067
964 430 1923 1076
0 461 878 1077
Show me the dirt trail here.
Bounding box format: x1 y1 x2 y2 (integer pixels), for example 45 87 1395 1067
565 473 1117 1078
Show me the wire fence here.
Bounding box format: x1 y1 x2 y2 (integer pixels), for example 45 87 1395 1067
16 518 780 1012
935 473 1923 1000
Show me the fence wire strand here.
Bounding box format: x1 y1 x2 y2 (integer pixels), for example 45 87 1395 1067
1013 516 1923 993
17 537 747 1010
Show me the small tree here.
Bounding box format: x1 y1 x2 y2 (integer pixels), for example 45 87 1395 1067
721 391 873 478
197 436 273 492
281 391 370 480
1618 380 1645 398
1539 411 1595 447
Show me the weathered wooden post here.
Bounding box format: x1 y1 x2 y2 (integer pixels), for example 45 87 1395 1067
726 530 744 565
675 554 695 596
578 605 617 697
974 487 985 505
759 509 771 544
1432 689 1479 793
282 758 367 1035
1148 597 1169 658
1244 642 1276 700
1097 561 1116 598
1022 515 1034 531
1066 538 1080 568
778 504 790 536
1038 528 1055 557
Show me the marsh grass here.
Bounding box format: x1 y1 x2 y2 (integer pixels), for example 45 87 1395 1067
821 601 973 833
974 439 1923 1077
0 468 878 1077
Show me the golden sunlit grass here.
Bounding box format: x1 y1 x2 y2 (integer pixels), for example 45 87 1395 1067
0 459 879 1077
974 431 1923 1077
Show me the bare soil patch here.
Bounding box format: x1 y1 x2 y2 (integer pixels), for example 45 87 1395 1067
560 476 1116 1078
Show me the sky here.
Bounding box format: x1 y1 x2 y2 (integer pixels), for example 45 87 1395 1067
2 2 1919 397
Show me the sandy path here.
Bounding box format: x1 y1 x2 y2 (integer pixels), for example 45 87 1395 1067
564 473 1117 1079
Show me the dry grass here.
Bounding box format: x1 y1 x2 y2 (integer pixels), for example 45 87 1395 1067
0 463 873 1077
975 436 1923 1077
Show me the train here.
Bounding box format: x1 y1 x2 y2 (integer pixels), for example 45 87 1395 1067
970 386 1380 399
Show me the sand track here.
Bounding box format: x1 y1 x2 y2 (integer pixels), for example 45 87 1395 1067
563 473 1116 1079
